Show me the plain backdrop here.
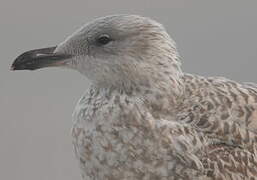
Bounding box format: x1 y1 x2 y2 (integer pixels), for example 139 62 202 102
1 0 257 179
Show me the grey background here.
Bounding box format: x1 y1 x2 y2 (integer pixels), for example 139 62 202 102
1 0 257 179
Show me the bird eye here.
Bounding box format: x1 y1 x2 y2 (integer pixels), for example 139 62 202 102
96 34 112 45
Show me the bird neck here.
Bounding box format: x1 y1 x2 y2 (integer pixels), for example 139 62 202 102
90 73 184 120
93 69 184 105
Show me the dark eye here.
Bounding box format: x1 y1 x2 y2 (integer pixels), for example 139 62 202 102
96 34 112 45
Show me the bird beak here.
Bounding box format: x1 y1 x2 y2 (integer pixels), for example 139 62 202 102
11 46 73 71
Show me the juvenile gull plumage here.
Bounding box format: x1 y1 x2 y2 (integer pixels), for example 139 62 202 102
11 15 257 180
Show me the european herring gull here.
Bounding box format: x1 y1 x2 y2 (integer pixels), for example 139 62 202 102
11 15 257 180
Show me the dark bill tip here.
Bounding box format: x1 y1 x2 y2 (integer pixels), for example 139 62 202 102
11 46 72 71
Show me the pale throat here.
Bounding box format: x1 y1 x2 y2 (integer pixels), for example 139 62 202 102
91 63 185 106
74 46 184 101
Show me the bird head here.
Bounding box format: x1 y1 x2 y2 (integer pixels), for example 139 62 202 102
11 15 183 91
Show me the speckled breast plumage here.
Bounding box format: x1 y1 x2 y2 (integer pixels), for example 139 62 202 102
72 74 257 180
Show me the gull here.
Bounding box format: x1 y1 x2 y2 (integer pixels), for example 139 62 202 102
11 15 257 180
